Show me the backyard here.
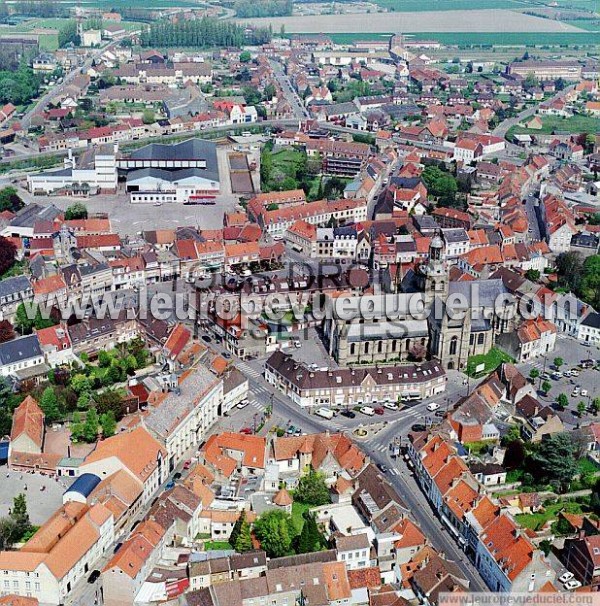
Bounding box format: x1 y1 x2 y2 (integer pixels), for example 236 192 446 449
515 499 585 531
466 347 514 378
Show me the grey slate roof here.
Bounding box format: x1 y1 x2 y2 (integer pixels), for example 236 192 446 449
449 278 508 308
0 334 42 366
0 275 32 300
128 138 217 167
128 166 219 185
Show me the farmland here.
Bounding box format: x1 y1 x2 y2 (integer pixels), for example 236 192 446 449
238 9 587 33
509 114 600 136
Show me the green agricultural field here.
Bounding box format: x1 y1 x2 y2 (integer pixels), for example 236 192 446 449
563 19 600 31
326 31 599 46
510 114 600 136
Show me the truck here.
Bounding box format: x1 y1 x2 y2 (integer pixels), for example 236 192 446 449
315 407 334 419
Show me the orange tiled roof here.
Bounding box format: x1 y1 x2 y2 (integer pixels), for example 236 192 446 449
10 396 44 450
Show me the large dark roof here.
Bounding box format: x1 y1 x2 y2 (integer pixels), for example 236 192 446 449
128 166 219 184
128 138 217 164
65 473 101 497
0 334 42 366
0 275 32 299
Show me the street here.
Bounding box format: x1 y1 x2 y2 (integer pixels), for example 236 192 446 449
269 58 310 120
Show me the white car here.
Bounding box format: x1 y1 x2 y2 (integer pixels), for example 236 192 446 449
237 399 250 409
564 579 582 591
581 389 589 397
426 402 441 412
559 572 574 584
572 387 581 397
383 402 398 411
360 406 375 416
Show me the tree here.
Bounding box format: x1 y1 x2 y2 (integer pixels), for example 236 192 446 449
529 368 539 382
554 357 564 370
142 109 155 125
77 391 91 411
233 511 252 552
503 439 526 470
557 393 569 410
578 401 587 417
541 380 551 395
530 432 578 492
539 539 552 556
0 517 16 550
294 511 325 554
524 73 539 89
525 269 540 282
295 469 331 506
95 388 123 419
555 251 583 293
98 350 111 368
408 341 427 362
100 410 116 438
58 20 79 47
0 320 15 343
501 425 521 446
10 494 31 542
0 235 16 276
229 509 245 548
591 480 600 515
0 186 24 213
106 362 122 385
64 202 88 220
39 387 60 423
254 510 294 558
239 51 251 63
592 397 600 416
71 374 91 395
83 408 99 443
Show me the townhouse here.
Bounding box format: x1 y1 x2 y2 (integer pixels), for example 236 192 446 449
0 276 33 323
497 316 557 363
408 434 555 593
540 194 577 253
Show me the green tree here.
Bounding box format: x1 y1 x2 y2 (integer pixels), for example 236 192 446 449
529 368 539 382
294 511 325 554
554 357 564 370
503 439 525 470
0 517 16 550
592 398 600 415
254 510 294 558
557 393 569 410
100 410 117 438
71 374 91 395
83 408 99 443
98 350 111 367
64 202 88 220
142 109 155 125
555 251 583 294
233 512 253 552
577 401 587 417
0 187 24 213
530 432 578 492
10 494 31 542
106 363 122 385
541 380 551 395
295 469 331 506
239 51 252 63
501 425 521 446
525 269 540 282
40 387 60 423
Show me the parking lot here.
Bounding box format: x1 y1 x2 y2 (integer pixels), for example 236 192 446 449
0 470 67 526
517 334 600 424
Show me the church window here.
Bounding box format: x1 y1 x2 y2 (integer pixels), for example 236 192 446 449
470 334 474 345
477 333 485 345
449 336 458 356
350 343 356 355
377 341 383 353
365 342 369 354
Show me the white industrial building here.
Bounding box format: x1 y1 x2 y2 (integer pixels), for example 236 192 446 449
127 168 220 204
27 145 118 195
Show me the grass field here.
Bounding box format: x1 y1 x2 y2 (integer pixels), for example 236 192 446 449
509 113 600 136
467 347 514 378
291 501 310 534
515 500 583 532
371 0 523 10
563 19 600 30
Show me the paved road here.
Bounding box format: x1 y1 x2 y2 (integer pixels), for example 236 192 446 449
269 58 309 120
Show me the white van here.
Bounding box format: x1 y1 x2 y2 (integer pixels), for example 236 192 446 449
360 406 375 416
315 407 334 419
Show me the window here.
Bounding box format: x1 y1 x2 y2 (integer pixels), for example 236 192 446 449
477 333 485 345
449 336 458 356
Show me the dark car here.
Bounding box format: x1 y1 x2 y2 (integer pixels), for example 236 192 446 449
377 463 389 473
340 409 356 418
374 407 384 415
201 335 212 343
165 480 175 489
88 570 101 584
173 472 182 480
411 423 426 432
221 351 232 359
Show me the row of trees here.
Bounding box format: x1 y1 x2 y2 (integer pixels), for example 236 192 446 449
233 0 293 18
12 0 68 17
139 18 272 48
58 20 80 48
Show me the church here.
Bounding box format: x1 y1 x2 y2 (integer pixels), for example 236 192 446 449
324 237 516 370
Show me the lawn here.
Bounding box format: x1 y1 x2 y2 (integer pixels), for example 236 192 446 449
204 540 233 551
509 114 600 138
0 260 28 281
466 347 514 378
515 501 584 532
291 501 310 535
578 457 600 476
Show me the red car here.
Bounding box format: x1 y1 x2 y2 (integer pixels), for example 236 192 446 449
240 427 253 435
374 407 385 416
183 460 191 470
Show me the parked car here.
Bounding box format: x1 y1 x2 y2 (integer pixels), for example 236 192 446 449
183 460 191 470
173 472 182 480
201 335 212 343
572 386 581 397
581 389 588 397
360 406 375 416
88 570 101 584
383 402 398 411
315 407 334 419
239 427 253 435
426 402 440 412
559 572 574 584
411 423 426 432
221 351 232 359
286 425 296 435
564 580 582 591
237 399 250 409
374 407 385 415
340 409 356 418
377 463 389 473
165 481 175 489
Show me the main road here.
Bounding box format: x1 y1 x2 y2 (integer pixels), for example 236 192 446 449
268 58 310 120
235 359 488 592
